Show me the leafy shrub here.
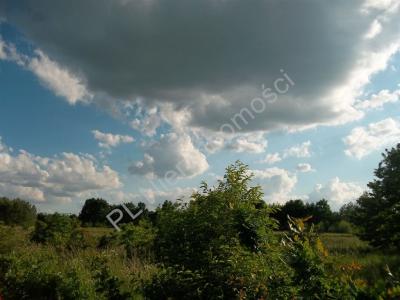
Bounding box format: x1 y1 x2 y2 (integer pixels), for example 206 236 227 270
328 220 355 234
91 256 132 300
145 162 294 299
31 213 86 249
0 225 30 254
0 248 96 299
0 197 36 228
284 216 356 298
119 219 157 259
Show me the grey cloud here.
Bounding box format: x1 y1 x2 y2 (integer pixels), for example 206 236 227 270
2 0 400 132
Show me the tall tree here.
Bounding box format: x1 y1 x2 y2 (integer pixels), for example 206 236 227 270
79 198 111 226
354 144 400 249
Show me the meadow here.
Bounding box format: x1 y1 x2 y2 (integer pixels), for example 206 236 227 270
1 224 399 299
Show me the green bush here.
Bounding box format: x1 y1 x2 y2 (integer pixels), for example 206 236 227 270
119 219 157 259
0 197 36 228
328 220 355 234
0 248 96 299
31 213 86 249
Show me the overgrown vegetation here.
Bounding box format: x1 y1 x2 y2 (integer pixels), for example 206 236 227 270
1 144 400 298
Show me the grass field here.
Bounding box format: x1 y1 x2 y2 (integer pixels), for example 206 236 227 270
1 225 399 298
78 227 400 285
319 233 400 285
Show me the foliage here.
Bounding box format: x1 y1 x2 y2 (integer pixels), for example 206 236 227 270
91 255 132 300
146 161 291 299
145 161 364 299
328 220 355 234
119 219 157 259
2 159 400 298
283 216 356 298
79 198 111 227
354 144 400 249
31 213 86 248
79 198 154 227
0 247 96 299
272 199 335 231
0 197 36 227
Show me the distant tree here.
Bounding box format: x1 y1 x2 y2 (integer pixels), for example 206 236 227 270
113 202 147 225
79 198 111 226
307 199 333 225
0 197 36 227
273 199 308 229
354 144 400 249
339 202 358 223
31 213 85 248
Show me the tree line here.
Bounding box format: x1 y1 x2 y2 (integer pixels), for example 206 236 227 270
1 144 400 250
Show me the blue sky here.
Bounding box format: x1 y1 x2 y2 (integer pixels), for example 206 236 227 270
1 0 400 213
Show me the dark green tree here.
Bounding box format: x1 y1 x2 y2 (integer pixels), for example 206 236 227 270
273 199 308 230
0 197 36 227
79 198 111 226
31 213 85 248
339 202 358 223
307 199 333 225
354 144 400 249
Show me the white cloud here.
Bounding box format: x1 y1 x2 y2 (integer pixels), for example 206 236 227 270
226 132 267 154
309 177 364 210
344 117 400 159
364 19 382 39
0 137 121 203
0 38 6 59
129 132 209 178
252 167 297 204
0 183 45 202
0 38 92 105
130 106 162 137
296 163 315 173
28 50 92 105
363 0 400 12
355 88 400 110
284 141 312 158
92 130 134 149
260 153 282 165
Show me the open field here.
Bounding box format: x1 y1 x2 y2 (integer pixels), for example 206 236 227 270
4 226 398 281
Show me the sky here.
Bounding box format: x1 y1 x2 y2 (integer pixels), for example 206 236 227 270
0 0 400 213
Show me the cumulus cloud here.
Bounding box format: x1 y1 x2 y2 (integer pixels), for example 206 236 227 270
309 177 364 210
0 137 121 203
0 39 91 105
129 132 209 178
225 132 267 154
252 167 297 204
2 0 400 134
284 141 312 158
296 163 315 173
260 153 282 165
343 117 400 159
92 130 134 149
28 50 92 104
355 88 400 110
130 106 162 137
